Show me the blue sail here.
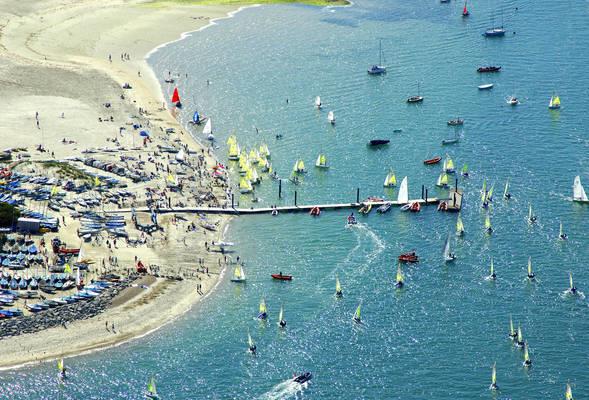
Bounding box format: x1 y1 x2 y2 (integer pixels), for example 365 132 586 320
193 111 200 124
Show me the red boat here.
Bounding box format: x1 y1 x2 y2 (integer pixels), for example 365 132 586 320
271 274 293 281
58 248 80 255
409 202 421 212
309 207 321 216
398 252 419 263
423 156 442 165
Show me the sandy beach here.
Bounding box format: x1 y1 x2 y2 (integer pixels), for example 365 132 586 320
0 0 240 369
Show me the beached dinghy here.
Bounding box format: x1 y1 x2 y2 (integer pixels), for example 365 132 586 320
572 176 589 203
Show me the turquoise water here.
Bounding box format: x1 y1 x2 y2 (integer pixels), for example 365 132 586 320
2 0 589 398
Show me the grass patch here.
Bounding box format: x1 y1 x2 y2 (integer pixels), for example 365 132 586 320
147 0 350 7
39 161 93 182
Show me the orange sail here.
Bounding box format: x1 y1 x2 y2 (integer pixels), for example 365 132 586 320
171 87 180 103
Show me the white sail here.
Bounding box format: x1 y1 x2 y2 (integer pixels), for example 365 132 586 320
327 111 335 123
315 96 322 108
203 118 212 135
397 176 409 204
573 176 588 201
443 233 453 261
175 148 186 162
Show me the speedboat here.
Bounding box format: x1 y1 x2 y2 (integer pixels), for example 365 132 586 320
293 372 313 384
447 118 464 126
478 84 494 90
368 139 390 146
477 66 501 73
346 215 357 225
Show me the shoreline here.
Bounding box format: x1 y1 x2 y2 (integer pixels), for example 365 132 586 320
0 0 242 370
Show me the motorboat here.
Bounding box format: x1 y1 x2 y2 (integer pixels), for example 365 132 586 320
478 83 494 90
271 273 292 281
398 252 419 263
447 118 464 126
477 66 501 73
368 139 390 146
293 372 313 384
507 96 520 105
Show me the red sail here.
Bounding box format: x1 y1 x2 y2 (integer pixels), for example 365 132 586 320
463 5 468 13
171 87 180 103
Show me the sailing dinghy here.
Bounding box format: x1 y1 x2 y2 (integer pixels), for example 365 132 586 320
573 176 589 203
456 213 465 236
315 154 328 169
315 96 322 109
489 362 498 390
335 275 343 297
171 87 182 108
145 377 159 399
327 111 335 124
395 262 404 288
443 233 456 262
397 177 409 208
383 169 397 187
548 94 561 110
278 305 286 328
203 118 213 141
353 302 362 323
230 265 246 282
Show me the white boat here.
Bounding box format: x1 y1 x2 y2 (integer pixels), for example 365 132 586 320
397 176 409 204
315 96 322 109
443 233 456 262
315 154 328 168
230 265 246 282
327 111 335 124
175 148 186 162
383 169 397 187
203 118 213 140
478 83 494 90
573 176 589 203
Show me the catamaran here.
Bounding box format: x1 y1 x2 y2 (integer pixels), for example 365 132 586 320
488 257 496 280
395 262 404 288
367 39 387 75
315 154 328 169
528 204 537 224
315 96 322 109
397 177 409 206
383 169 397 187
407 81 424 103
327 111 335 124
443 155 455 173
456 214 465 237
278 305 286 328
230 265 246 282
258 298 268 320
503 179 511 199
443 233 456 262
527 257 535 280
573 176 589 203
202 118 213 141
489 362 498 390
335 275 343 297
548 94 561 110
145 377 159 399
353 302 362 323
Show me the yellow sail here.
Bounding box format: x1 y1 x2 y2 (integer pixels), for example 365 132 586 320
93 176 101 187
233 266 242 279
569 272 574 289
396 263 404 284
554 96 561 106
456 214 464 234
517 326 523 343
228 143 239 158
336 275 342 294
565 383 573 400
57 358 64 372
245 168 254 181
226 135 237 146
528 257 533 276
297 160 305 171
487 184 494 200
524 343 530 363
258 157 268 169
249 149 259 162
485 214 492 229
259 143 270 158
147 377 157 395
491 362 497 386
354 303 361 321
239 178 252 193
509 315 515 337
445 156 455 171
387 169 397 186
259 298 267 314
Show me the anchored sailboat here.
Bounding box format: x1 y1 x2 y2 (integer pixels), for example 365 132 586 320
315 154 328 169
407 81 424 103
436 172 450 188
573 176 589 203
231 265 246 282
367 39 387 75
397 176 409 204
443 233 456 262
456 213 465 237
383 169 397 187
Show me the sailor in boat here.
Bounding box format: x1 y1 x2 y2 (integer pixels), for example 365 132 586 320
559 232 568 241
59 366 67 381
446 252 456 261
567 273 577 295
347 213 357 225
336 288 343 298
489 268 496 281
249 343 257 355
504 192 512 200
279 316 287 328
527 268 535 281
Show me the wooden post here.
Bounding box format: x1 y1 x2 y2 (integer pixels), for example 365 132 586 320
356 188 360 203
425 188 428 204
421 185 425 199
455 178 458 191
231 193 234 208
294 191 298 207
278 179 282 199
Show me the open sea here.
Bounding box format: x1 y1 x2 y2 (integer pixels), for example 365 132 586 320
2 0 589 398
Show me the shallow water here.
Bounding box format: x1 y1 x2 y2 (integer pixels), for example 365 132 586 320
2 0 589 398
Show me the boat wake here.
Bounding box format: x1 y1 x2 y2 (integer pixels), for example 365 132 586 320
256 379 309 400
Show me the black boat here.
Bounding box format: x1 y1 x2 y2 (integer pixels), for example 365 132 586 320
477 66 501 73
293 372 313 384
368 139 390 146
